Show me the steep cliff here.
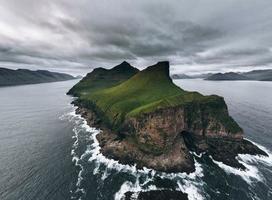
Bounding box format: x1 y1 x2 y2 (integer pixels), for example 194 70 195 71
70 61 267 173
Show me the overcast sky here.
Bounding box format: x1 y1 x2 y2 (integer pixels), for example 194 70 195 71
1 0 272 75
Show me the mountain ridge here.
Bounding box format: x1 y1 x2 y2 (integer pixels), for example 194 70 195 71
0 67 76 87
205 72 249 80
204 69 272 81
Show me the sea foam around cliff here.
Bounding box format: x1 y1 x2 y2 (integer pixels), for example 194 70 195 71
60 105 271 200
60 106 207 200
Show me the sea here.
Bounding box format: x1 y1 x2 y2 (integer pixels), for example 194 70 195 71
0 79 271 200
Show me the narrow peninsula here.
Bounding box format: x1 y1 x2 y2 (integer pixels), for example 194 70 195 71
68 61 267 173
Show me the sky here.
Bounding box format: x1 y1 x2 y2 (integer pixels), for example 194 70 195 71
0 0 272 75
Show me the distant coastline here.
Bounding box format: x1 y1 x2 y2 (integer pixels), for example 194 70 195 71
0 67 76 87
172 69 272 81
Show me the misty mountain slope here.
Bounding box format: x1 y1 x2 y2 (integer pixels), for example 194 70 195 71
241 69 272 81
205 70 272 81
171 74 192 79
0 68 75 86
205 72 249 81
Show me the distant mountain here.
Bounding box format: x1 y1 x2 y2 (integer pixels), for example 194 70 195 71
205 69 272 81
241 69 272 81
76 75 83 79
205 72 249 81
171 74 192 79
0 68 76 87
190 73 214 79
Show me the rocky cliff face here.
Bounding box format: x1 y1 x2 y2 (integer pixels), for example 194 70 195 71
122 103 243 149
75 102 267 173
118 94 244 161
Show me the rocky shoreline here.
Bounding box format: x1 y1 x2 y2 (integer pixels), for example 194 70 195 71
75 105 195 173
74 102 268 173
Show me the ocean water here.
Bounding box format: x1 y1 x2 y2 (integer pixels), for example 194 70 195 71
0 79 271 200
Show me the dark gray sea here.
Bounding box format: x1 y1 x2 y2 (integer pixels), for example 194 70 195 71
0 79 271 200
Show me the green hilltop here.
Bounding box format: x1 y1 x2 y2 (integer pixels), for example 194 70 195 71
67 61 139 96
69 61 241 132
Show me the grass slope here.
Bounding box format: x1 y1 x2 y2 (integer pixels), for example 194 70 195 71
87 61 184 125
68 61 139 96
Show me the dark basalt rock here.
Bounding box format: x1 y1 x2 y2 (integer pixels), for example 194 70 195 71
124 190 188 200
183 132 268 170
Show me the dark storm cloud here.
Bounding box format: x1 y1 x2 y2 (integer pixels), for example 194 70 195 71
0 0 272 75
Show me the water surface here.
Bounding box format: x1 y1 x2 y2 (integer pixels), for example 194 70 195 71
0 79 271 200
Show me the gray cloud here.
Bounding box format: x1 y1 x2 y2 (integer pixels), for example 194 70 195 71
0 0 272 75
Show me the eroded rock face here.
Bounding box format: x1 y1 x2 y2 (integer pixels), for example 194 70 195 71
122 107 186 152
121 103 243 155
76 106 195 173
75 100 267 173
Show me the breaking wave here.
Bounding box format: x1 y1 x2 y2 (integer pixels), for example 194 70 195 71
210 139 271 185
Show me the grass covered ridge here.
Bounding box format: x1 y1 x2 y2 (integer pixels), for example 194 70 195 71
71 61 241 133
67 61 139 96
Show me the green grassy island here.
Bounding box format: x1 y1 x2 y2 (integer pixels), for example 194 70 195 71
68 61 267 173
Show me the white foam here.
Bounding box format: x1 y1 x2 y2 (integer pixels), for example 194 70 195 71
191 151 206 158
209 155 263 184
114 175 164 200
243 138 272 167
177 180 205 200
207 137 272 185
61 106 89 199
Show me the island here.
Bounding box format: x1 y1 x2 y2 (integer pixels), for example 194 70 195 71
68 61 267 173
0 67 76 87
